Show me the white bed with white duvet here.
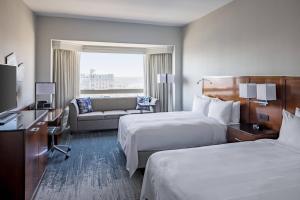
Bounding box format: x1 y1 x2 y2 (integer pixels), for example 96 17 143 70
140 109 300 200
118 96 240 176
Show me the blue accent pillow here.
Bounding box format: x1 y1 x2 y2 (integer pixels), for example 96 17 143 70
136 96 152 111
76 97 93 114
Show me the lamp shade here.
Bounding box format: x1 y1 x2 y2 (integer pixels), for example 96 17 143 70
239 83 257 98
256 84 276 101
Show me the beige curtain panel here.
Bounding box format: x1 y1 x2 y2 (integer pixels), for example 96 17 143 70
144 53 173 112
53 49 80 109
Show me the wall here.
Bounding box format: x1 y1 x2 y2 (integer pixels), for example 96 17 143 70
35 16 183 110
0 0 35 108
182 0 300 110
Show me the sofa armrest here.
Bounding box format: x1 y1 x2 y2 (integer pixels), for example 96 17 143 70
69 99 79 132
150 97 160 113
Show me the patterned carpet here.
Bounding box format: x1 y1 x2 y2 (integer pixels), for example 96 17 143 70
34 131 143 200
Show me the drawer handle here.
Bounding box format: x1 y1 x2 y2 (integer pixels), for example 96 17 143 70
30 127 40 133
234 137 244 142
37 122 45 126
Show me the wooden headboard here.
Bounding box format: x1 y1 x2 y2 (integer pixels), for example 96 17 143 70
285 77 300 113
203 76 249 123
203 76 300 131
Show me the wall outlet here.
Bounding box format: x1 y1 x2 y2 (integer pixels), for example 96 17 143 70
257 113 269 121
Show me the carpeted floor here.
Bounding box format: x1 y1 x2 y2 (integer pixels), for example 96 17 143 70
34 130 143 200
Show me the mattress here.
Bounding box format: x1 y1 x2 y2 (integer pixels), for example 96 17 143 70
141 139 300 200
118 111 227 176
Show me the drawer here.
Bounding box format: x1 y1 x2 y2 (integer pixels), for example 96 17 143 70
25 119 48 200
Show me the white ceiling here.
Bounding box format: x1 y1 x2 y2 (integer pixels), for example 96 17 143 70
23 0 233 26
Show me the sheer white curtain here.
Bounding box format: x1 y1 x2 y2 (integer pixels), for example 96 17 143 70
53 49 80 108
144 53 173 112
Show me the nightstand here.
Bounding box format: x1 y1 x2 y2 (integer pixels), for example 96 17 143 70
227 124 279 143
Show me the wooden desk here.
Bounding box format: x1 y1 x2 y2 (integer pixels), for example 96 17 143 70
0 110 48 200
44 108 63 125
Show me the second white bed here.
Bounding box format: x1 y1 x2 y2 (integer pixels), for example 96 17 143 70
118 111 227 176
141 139 300 200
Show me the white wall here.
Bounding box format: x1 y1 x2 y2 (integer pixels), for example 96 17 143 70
0 0 35 108
182 0 300 110
35 16 183 110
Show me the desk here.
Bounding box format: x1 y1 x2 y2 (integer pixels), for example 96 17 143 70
44 108 63 125
0 110 48 200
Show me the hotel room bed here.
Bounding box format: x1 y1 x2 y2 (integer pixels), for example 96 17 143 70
118 111 227 176
141 139 300 200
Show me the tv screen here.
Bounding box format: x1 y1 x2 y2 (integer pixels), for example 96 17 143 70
0 64 17 113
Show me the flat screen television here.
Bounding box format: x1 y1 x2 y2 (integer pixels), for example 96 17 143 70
0 64 17 114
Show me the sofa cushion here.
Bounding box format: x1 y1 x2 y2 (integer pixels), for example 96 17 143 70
126 110 141 114
103 110 128 119
126 109 152 114
140 110 152 113
78 111 104 121
91 97 137 111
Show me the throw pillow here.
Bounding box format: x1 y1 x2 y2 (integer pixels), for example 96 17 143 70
76 97 93 114
136 96 152 111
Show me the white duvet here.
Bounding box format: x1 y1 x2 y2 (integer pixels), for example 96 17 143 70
118 111 227 176
141 139 300 200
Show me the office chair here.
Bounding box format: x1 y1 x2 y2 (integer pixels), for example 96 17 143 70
48 107 71 159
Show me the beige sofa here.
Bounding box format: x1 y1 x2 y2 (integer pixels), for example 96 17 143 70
69 97 159 132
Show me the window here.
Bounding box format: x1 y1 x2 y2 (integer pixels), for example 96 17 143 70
80 52 144 97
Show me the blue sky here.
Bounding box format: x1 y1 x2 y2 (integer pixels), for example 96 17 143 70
80 52 144 77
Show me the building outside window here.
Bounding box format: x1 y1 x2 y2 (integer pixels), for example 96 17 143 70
80 52 144 97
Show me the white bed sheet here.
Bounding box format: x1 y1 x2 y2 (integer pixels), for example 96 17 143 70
141 139 300 200
118 111 227 176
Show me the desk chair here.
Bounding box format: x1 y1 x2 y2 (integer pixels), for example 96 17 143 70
48 108 71 159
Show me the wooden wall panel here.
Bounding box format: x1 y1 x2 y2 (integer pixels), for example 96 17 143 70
248 77 285 131
285 77 300 113
202 76 300 132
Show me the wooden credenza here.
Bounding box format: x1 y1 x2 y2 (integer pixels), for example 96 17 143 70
0 110 48 200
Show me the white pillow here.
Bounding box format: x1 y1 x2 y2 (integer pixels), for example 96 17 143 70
278 109 300 149
295 107 300 117
231 101 240 124
192 96 211 116
201 95 240 123
208 100 233 125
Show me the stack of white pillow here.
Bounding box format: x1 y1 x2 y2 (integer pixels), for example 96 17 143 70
278 107 300 149
192 95 240 125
